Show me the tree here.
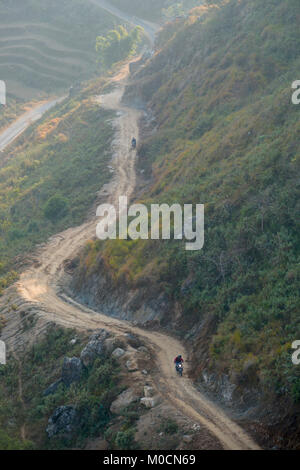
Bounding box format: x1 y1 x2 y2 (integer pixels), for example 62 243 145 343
95 25 144 69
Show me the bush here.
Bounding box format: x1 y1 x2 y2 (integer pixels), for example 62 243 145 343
163 418 178 435
44 195 69 222
115 428 136 450
0 430 33 450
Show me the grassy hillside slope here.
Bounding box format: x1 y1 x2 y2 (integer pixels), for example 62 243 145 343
0 77 114 294
0 0 118 100
0 326 126 449
75 0 300 445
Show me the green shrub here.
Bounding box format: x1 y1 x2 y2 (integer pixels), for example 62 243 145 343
44 195 69 222
115 428 136 449
162 418 178 435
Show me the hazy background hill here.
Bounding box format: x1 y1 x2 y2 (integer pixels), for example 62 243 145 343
0 0 118 100
108 0 170 21
109 0 203 21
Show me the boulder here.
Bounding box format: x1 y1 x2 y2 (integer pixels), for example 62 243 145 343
112 348 125 358
43 379 62 397
46 405 78 439
183 435 193 444
126 358 138 372
110 389 139 414
192 424 201 432
62 357 83 386
140 396 160 409
80 330 109 367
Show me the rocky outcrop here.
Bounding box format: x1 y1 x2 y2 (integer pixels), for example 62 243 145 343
140 385 160 408
112 348 125 358
62 357 83 386
80 329 110 367
140 396 160 409
70 255 171 327
46 405 78 439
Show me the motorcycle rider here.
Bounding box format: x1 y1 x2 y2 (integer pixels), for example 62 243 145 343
174 354 184 370
131 137 137 149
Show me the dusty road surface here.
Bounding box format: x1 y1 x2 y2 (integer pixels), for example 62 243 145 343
11 62 261 451
0 97 65 151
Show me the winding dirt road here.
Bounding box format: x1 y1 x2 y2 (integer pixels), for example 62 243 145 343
12 63 260 450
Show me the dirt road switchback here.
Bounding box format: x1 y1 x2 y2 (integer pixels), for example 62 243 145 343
15 63 260 451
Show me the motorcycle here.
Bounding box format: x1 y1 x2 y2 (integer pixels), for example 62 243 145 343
175 362 183 377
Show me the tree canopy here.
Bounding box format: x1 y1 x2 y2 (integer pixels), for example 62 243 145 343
95 25 144 69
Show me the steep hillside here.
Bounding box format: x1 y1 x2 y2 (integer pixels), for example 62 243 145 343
0 76 115 294
0 0 118 100
73 0 300 448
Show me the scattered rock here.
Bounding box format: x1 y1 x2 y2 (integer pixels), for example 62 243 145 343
126 358 138 372
112 348 125 358
70 338 77 346
43 379 62 397
110 389 139 414
46 406 78 439
144 386 154 398
138 346 149 354
192 424 201 432
89 329 110 342
183 435 193 444
140 396 160 409
142 370 148 375
80 329 109 367
62 357 83 386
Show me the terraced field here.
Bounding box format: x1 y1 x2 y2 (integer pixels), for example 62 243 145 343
0 1 119 100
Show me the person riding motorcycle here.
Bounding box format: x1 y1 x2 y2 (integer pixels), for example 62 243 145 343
174 355 184 367
131 137 137 149
174 355 184 376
